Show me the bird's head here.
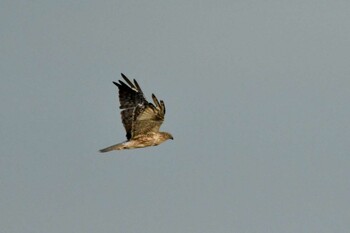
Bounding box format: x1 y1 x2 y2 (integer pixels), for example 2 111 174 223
161 132 174 140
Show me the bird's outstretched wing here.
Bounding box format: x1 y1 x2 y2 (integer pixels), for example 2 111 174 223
113 73 147 140
113 73 166 140
131 93 166 138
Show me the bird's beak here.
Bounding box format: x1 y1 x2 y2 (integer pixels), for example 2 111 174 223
170 136 174 140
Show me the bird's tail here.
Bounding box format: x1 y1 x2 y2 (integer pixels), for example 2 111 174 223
99 142 126 153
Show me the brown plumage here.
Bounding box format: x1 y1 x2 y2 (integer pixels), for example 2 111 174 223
99 73 173 152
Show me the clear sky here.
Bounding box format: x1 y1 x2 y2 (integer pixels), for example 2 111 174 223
1 1 349 233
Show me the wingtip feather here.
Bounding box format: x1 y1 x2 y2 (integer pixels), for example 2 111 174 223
152 94 161 107
120 73 135 88
113 81 120 87
160 100 166 114
133 79 143 92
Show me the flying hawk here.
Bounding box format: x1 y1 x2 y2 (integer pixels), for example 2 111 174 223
99 73 173 152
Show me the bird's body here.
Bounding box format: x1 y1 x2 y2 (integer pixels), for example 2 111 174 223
99 73 173 152
100 132 173 152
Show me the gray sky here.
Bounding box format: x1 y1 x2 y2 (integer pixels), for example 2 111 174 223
1 1 350 233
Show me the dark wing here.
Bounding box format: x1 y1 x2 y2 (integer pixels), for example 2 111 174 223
131 94 166 138
113 73 147 140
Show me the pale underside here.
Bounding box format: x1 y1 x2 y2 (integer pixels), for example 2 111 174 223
99 132 172 152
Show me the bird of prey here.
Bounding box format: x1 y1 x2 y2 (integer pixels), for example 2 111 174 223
99 73 173 152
